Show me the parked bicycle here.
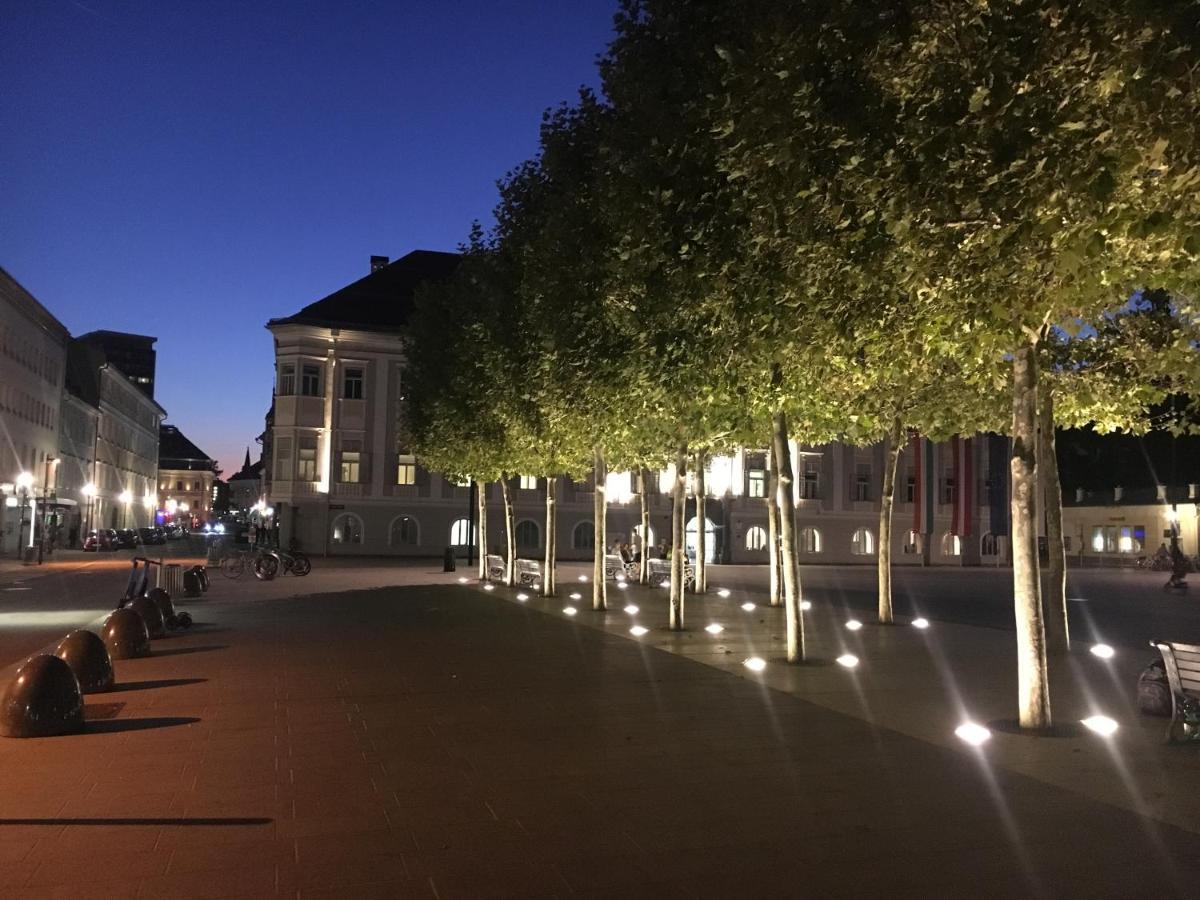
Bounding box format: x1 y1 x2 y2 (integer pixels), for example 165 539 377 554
251 547 311 580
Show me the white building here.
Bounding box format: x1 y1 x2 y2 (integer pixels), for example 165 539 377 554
266 251 997 564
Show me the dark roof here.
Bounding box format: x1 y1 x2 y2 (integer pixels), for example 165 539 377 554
159 424 215 469
267 250 460 332
76 330 157 347
65 340 105 408
229 460 263 483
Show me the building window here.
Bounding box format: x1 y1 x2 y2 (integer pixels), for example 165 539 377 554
747 469 766 499
340 440 361 483
297 437 317 481
278 364 295 396
800 460 820 500
745 526 768 551
981 533 998 556
851 527 875 556
300 364 321 397
1119 526 1145 553
389 515 419 546
343 367 364 400
274 438 292 481
519 475 538 490
331 513 362 545
175 481 183 490
904 530 920 554
573 521 595 551
854 463 871 502
941 532 962 556
450 518 476 546
905 473 916 503
941 476 956 506
799 526 822 554
396 455 416 485
516 519 540 548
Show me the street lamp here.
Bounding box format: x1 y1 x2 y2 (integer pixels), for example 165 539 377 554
118 489 132 528
82 482 96 541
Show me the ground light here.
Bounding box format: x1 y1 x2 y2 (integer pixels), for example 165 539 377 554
717 588 731 598
705 623 724 635
800 601 812 611
569 592 582 600
457 577 469 584
532 583 541 591
563 607 578 617
912 618 930 629
845 619 863 631
624 605 639 615
617 583 628 590
483 584 495 591
516 593 529 602
630 625 648 636
1090 644 1115 659
1081 715 1119 737
836 654 859 668
955 722 992 746
579 575 588 583
741 602 756 612
743 657 767 672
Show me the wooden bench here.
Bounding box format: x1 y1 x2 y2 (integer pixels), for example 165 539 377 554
515 558 542 586
1151 640 1200 743
485 554 506 581
646 558 694 588
604 554 633 580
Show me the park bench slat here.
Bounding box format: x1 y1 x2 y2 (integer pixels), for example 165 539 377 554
1152 640 1200 743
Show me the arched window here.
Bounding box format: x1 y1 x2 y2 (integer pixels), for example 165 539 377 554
331 513 363 545
450 518 476 546
799 526 821 554
573 521 595 551
941 532 962 556
686 516 717 563
851 527 875 556
903 530 920 555
389 515 419 546
980 532 998 556
745 526 768 551
515 519 540 549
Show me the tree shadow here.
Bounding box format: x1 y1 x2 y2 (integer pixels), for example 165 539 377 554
150 644 227 657
109 678 208 692
85 716 201 733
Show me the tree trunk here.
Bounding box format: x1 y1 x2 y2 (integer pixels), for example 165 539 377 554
592 445 608 610
1012 342 1051 728
695 451 707 594
877 416 905 624
638 469 650 585
500 476 516 586
1039 388 1069 653
669 443 687 631
772 411 804 662
766 456 782 607
477 482 488 581
543 477 557 597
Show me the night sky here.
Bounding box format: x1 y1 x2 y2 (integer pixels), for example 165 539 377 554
1 0 615 475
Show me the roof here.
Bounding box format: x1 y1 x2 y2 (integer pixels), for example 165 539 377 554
76 330 157 347
159 424 215 469
228 460 263 484
0 267 71 343
267 250 460 332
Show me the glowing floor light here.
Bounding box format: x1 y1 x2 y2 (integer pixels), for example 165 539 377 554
563 607 578 617
659 582 670 589
630 625 649 637
743 657 767 672
579 575 589 583
516 593 529 602
616 574 626 583
836 654 859 669
955 722 992 746
912 617 930 629
483 584 495 591
617 582 629 590
845 619 863 632
741 602 756 612
624 605 639 615
800 601 812 611
1081 715 1119 737
532 583 541 591
1090 644 1115 659
717 588 731 598
457 577 469 584
705 623 725 635
569 592 582 600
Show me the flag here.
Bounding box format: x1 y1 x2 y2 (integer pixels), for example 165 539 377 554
911 433 935 534
987 434 1010 536
951 435 974 537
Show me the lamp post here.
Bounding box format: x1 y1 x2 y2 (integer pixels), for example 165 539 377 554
118 489 132 529
82 482 96 543
37 457 59 564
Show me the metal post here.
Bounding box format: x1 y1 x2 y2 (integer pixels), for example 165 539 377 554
467 480 476 568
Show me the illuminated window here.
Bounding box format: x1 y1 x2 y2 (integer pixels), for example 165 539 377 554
941 532 962 556
747 469 766 498
903 530 920 554
450 518 476 546
297 437 317 481
339 441 361 483
343 367 364 400
745 526 768 550
278 364 295 396
300 364 321 397
396 455 416 485
519 475 538 490
981 533 998 556
799 526 822 554
851 527 875 556
331 513 362 544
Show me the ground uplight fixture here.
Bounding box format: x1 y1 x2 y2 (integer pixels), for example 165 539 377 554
532 583 541 591
483 584 495 592
912 618 930 629
1081 715 1119 737
616 574 626 583
516 593 529 602
624 605 639 615
845 619 863 631
579 575 588 582
836 654 859 669
741 602 756 612
800 601 812 611
955 722 992 746
743 657 767 673
717 588 731 598
617 582 628 590
630 625 648 637
705 623 724 635
457 577 469 584
563 607 578 617
569 592 582 600
1090 643 1115 659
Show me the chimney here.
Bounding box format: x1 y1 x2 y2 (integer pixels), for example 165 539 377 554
370 255 389 272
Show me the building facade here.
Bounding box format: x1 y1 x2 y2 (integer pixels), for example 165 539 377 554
226 452 264 515
76 330 157 398
266 251 996 564
1061 484 1199 563
158 425 217 527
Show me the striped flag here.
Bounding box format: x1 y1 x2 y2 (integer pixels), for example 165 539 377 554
951 435 974 537
911 433 935 534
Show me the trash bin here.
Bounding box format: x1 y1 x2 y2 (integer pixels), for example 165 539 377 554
443 546 456 572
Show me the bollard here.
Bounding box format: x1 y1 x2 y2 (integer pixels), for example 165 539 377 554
195 565 209 592
148 587 176 622
55 630 115 694
443 546 456 572
128 596 166 639
0 655 85 738
102 608 151 659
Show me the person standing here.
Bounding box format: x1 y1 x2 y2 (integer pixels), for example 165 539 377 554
247 522 258 550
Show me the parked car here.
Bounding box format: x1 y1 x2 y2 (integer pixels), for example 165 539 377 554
114 528 139 549
165 524 184 540
83 529 118 552
138 526 167 546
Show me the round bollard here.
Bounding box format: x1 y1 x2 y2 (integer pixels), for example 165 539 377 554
148 587 176 620
182 568 202 598
128 596 166 639
0 654 85 738
195 565 209 592
102 608 151 659
55 630 114 694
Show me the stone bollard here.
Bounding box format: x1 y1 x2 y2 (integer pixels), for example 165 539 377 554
148 587 176 622
0 654 85 738
128 596 166 639
55 630 114 694
102 608 151 659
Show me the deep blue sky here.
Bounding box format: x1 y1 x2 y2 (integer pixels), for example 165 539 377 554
1 0 615 474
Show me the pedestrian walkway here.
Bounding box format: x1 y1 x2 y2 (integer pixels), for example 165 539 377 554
0 570 1197 896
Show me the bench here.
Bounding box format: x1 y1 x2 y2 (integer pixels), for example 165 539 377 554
485 554 506 581
515 558 542 586
647 557 694 588
604 554 633 580
1151 640 1200 743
